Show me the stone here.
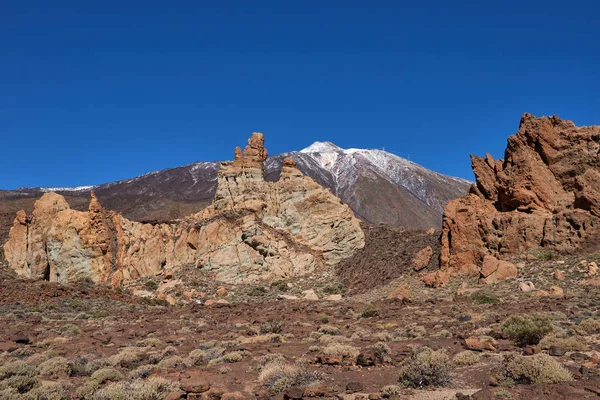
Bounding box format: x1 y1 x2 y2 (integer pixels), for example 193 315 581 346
3 134 365 287
180 374 211 393
356 349 378 367
549 286 564 297
531 290 549 297
422 270 449 288
388 284 410 301
283 388 304 399
346 382 364 393
164 392 185 400
302 384 332 397
215 286 227 296
324 294 342 301
554 270 565 281
464 336 497 352
277 295 299 300
302 289 319 301
519 281 535 292
479 255 517 284
412 246 433 271
549 346 567 356
440 114 600 278
587 262 598 276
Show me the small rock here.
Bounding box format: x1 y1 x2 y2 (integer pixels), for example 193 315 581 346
180 375 211 393
519 281 535 292
164 392 185 400
302 289 319 301
302 384 332 397
553 270 565 281
283 387 304 399
426 227 436 235
423 270 450 288
388 284 410 301
346 382 363 393
277 294 299 300
413 246 433 271
216 286 227 296
580 260 589 266
549 346 567 356
587 262 598 276
549 286 564 297
356 349 378 367
221 392 244 400
465 336 497 352
530 290 549 297
324 294 342 301
522 345 541 356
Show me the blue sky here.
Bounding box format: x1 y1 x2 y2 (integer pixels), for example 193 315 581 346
1 0 599 189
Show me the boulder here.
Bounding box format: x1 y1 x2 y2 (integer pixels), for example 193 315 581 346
519 281 535 292
479 255 517 284
388 284 410 301
412 246 433 271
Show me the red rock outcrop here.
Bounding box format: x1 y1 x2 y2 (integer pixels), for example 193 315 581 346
3 133 364 285
441 114 600 279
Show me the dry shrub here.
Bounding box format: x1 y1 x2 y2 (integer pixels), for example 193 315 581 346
37 357 72 379
91 377 179 400
91 367 124 384
207 350 251 366
26 381 70 400
157 355 188 370
492 353 572 386
453 350 481 366
538 334 589 352
500 314 553 346
107 347 147 368
258 362 322 393
398 347 453 388
322 344 360 361
260 319 284 334
574 318 600 335
318 325 340 335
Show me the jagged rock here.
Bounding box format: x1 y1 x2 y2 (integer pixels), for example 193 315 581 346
422 270 449 288
549 286 564 297
412 246 433 271
441 114 600 279
587 262 598 276
554 270 565 281
519 281 535 292
388 284 410 301
479 255 517 284
3 133 364 286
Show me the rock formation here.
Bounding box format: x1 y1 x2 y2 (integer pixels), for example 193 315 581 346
441 113 600 279
3 133 364 285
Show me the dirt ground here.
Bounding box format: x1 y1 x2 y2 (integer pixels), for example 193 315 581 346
1 247 600 400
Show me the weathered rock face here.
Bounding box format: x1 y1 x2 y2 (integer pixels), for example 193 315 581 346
441 114 600 277
4 133 364 285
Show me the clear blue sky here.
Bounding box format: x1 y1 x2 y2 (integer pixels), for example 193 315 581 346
2 1 599 189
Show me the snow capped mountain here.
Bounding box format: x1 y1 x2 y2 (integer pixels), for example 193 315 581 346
2 141 471 230
266 142 471 229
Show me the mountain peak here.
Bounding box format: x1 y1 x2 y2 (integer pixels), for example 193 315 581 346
300 141 343 153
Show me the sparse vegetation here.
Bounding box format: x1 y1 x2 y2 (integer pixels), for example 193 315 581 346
398 347 453 388
471 292 501 305
501 314 553 346
453 350 481 366
492 353 572 386
359 304 379 318
259 362 322 392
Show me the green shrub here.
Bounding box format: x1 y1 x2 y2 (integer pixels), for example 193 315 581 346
359 305 379 319
538 334 589 352
322 282 345 294
492 353 572 386
470 292 500 305
270 280 288 292
575 318 600 335
501 314 553 346
144 279 158 291
399 347 453 388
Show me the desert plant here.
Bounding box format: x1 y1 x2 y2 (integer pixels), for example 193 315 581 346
470 292 500 305
398 347 453 388
37 357 72 379
492 353 572 386
260 319 284 334
258 362 322 392
207 350 251 366
501 314 553 346
91 377 179 400
60 323 81 336
107 347 147 368
453 350 481 366
574 317 600 335
157 355 188 370
26 381 70 400
380 384 402 397
360 304 379 318
91 367 124 384
538 334 589 352
322 344 360 361
318 325 340 335
144 279 158 291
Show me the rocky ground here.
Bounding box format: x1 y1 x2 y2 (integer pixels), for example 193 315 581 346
1 248 600 400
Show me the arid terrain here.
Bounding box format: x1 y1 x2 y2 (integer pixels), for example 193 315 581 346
1 115 600 399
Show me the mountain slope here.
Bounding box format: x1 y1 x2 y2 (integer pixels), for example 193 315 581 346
1 142 470 249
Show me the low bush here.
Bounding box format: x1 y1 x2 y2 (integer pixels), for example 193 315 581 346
259 362 322 393
538 334 589 352
491 353 572 386
260 319 284 334
453 350 481 366
91 367 124 384
399 347 453 388
37 357 72 379
500 314 553 346
91 377 179 400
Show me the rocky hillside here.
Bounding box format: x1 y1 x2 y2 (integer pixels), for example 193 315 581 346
1 142 470 249
440 113 600 279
